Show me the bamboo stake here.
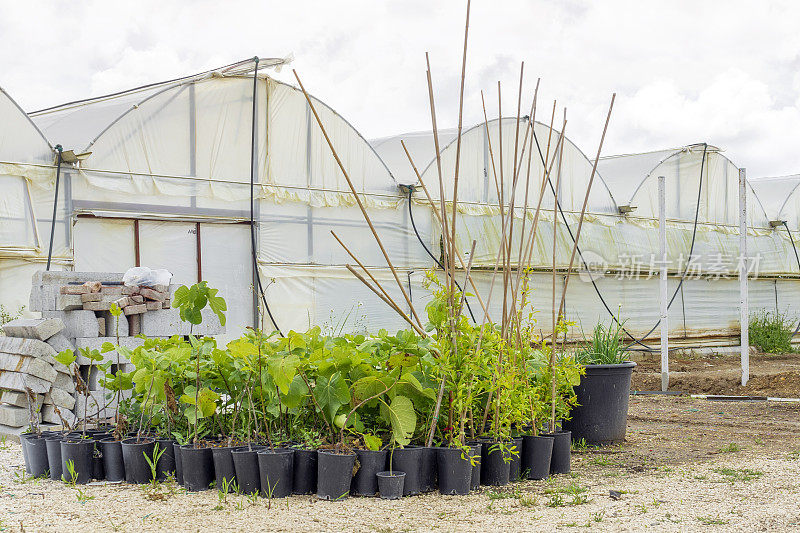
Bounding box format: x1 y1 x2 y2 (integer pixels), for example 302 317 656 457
293 70 424 330
549 108 567 433
345 265 426 336
557 94 616 319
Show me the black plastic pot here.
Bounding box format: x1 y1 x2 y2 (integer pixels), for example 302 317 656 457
155 438 176 480
480 440 511 486
351 449 387 496
436 447 472 495
563 362 636 445
173 442 184 485
419 446 437 492
121 437 156 484
543 430 571 474
25 435 49 478
376 471 405 500
20 432 34 474
212 446 239 491
232 446 264 495
180 445 214 491
100 439 125 482
508 437 523 481
257 448 294 498
61 439 94 484
467 442 481 490
291 447 317 495
388 446 423 496
45 436 64 481
521 434 554 480
316 450 356 501
92 445 105 481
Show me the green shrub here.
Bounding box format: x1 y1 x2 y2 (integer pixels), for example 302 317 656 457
749 311 795 354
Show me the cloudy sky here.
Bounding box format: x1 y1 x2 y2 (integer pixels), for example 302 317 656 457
2 0 798 177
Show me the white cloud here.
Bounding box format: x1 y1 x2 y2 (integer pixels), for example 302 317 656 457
2 0 800 176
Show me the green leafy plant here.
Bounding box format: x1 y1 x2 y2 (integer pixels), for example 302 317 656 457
749 310 795 354
576 316 629 365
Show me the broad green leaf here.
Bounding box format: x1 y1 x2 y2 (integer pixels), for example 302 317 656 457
380 395 416 446
54 349 76 367
281 374 309 409
363 433 382 451
268 354 300 395
313 372 350 422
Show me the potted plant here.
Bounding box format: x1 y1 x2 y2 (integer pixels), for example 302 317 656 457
564 317 636 445
376 444 405 500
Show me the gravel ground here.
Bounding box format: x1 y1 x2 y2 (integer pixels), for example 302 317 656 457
1 396 799 532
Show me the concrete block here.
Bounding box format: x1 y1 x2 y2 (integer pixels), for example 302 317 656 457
124 304 147 315
0 337 57 359
0 371 51 394
102 312 129 337
96 317 106 336
128 314 141 335
46 333 75 354
1 318 64 341
80 292 103 303
112 296 132 308
101 285 124 295
57 294 83 311
130 295 144 304
44 388 76 410
0 391 43 409
83 301 111 312
42 310 99 338
140 307 224 337
34 271 123 286
29 282 60 312
42 404 76 426
122 285 139 296
54 372 76 394
140 287 167 302
0 404 36 427
162 299 171 309
0 353 58 382
60 285 93 295
145 301 161 311
75 337 145 365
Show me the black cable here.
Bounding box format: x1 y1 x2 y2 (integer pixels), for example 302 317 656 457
530 128 708 351
46 145 63 271
406 187 477 322
780 221 800 336
248 56 283 336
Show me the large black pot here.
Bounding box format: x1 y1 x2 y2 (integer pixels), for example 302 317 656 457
543 430 571 474
173 442 184 485
467 442 481 490
419 446 437 492
480 440 511 486
181 446 214 491
232 446 264 495
155 438 176 480
316 450 355 501
436 447 472 495
25 435 49 478
45 435 64 481
389 446 423 496
292 447 317 495
351 449 387 496
61 439 94 484
212 446 240 492
100 439 125 482
521 434 554 480
121 437 156 484
508 437 523 481
257 448 294 498
563 362 636 445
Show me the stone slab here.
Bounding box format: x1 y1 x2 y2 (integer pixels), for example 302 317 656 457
83 301 111 312
0 353 58 382
140 288 167 302
102 311 129 337
1 318 64 341
0 371 51 394
123 304 147 316
0 337 57 359
46 333 75 355
57 294 83 311
43 388 76 410
0 391 43 409
140 307 224 337
42 310 99 338
0 404 37 427
42 404 76 426
53 372 75 394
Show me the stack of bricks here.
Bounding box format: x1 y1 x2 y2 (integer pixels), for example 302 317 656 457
0 271 227 441
0 318 78 438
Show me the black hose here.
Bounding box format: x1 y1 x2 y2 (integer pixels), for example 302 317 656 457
248 56 283 336
530 128 708 351
46 145 63 271
406 187 477 322
780 221 800 336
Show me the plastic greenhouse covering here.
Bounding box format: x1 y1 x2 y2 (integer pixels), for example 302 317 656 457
1 59 799 345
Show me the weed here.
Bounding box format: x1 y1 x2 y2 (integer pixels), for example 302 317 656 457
749 310 794 353
717 443 741 453
546 493 564 507
75 487 95 503
517 494 536 508
488 488 521 500
591 510 605 522
12 470 32 484
572 438 590 452
0 436 8 451
64 460 78 487
636 503 647 513
712 467 763 483
570 493 590 505
697 515 729 525
591 456 616 466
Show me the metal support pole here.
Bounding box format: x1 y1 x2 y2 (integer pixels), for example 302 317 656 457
46 145 64 271
658 176 669 391
739 168 749 386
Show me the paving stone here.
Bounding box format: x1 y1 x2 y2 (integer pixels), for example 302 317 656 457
57 294 83 311
140 287 167 302
130 295 144 304
60 285 93 295
100 286 123 295
0 404 36 427
112 296 132 308
140 307 224 337
123 304 147 315
0 391 43 409
0 337 57 359
83 301 111 312
1 318 64 341
0 353 58 382
42 404 76 426
122 285 139 295
145 301 162 311
80 293 103 303
74 390 125 419
53 372 75 394
42 310 99 338
46 333 75 355
0 371 52 394
43 387 76 410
